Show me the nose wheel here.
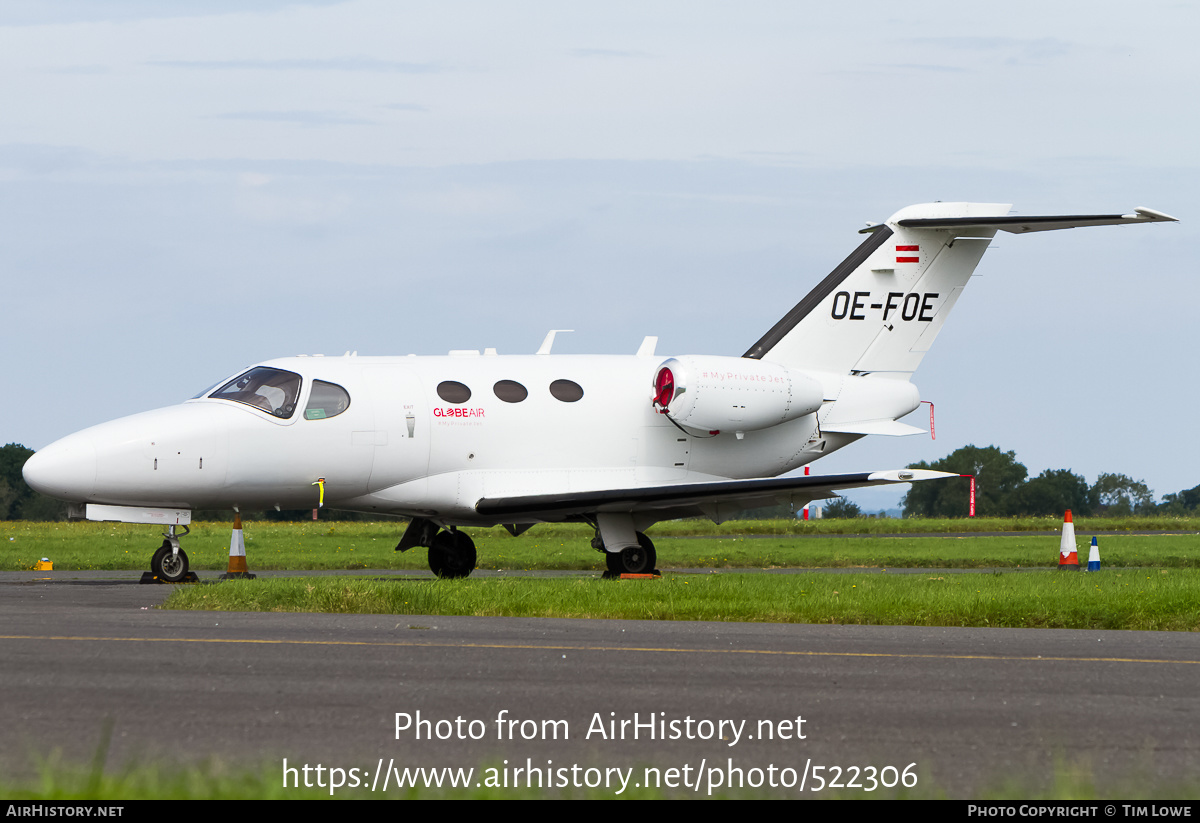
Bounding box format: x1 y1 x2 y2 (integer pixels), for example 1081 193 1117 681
151 541 190 582
142 525 196 584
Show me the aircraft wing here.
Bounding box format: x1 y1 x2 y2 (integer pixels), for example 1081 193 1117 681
474 469 958 521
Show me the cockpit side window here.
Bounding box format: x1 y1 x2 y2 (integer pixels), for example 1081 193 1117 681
304 380 351 420
211 367 302 418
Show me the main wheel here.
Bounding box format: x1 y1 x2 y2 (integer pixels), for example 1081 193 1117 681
428 530 477 579
606 532 657 574
427 542 445 576
151 541 190 583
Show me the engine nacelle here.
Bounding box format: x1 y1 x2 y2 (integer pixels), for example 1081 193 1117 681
651 355 824 433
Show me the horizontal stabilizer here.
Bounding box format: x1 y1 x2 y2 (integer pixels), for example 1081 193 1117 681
475 469 957 521
822 420 927 437
890 207 1178 234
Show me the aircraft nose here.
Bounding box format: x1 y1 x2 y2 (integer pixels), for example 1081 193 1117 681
22 436 97 502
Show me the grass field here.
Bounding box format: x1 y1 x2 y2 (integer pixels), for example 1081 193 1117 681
6 517 1200 631
9 756 1194 800
160 568 1200 630
5 517 1200 572
4 719 1195 800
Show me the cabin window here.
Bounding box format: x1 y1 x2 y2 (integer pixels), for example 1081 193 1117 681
549 379 584 402
304 380 351 420
437 381 472 404
211 367 302 418
493 380 528 403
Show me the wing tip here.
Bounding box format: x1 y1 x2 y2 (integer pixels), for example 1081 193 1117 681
1131 207 1179 223
866 469 960 483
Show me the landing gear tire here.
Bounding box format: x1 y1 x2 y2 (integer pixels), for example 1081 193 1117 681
151 541 190 583
428 530 477 579
605 532 657 575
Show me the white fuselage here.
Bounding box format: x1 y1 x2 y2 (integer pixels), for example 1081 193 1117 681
27 202 1173 536
25 352 915 524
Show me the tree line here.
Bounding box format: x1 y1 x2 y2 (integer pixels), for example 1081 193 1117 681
1 444 66 520
899 444 1197 518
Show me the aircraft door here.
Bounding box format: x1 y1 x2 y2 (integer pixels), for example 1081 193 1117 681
363 365 431 490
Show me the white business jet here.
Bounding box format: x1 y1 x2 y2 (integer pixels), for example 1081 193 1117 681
23 202 1176 581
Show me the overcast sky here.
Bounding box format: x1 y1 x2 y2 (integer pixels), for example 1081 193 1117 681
2 1 1195 510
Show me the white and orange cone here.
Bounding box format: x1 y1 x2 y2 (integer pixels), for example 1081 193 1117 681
1058 509 1080 571
220 513 256 580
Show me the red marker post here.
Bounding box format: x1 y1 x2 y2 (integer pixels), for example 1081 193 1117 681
802 465 810 519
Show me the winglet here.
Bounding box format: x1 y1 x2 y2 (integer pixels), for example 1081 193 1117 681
1131 207 1179 222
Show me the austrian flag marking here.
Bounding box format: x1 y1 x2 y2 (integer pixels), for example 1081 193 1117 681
896 244 920 264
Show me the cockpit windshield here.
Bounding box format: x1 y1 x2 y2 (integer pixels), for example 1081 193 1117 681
190 382 220 400
210 367 302 418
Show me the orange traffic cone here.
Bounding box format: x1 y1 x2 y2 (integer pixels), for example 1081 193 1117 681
1057 510 1080 570
220 513 256 580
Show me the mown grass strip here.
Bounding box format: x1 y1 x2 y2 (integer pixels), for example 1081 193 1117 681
162 570 1200 631
5 752 1198 800
6 520 1200 572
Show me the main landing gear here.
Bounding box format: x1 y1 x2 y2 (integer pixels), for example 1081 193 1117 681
427 529 477 579
597 531 658 576
395 517 477 579
143 525 194 584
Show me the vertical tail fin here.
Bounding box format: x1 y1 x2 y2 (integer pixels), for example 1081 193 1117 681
744 202 1010 378
745 202 1176 378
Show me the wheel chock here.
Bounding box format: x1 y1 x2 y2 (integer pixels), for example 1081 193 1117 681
139 571 200 584
601 570 662 580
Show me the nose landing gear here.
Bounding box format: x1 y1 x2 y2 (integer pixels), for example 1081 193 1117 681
141 525 197 584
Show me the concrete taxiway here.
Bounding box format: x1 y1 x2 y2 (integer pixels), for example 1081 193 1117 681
2 570 1198 797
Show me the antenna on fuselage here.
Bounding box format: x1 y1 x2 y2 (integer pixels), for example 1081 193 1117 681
536 329 574 355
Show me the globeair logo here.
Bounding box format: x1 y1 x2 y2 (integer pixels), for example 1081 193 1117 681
433 408 485 418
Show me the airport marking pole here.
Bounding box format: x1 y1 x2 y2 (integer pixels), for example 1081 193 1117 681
960 474 976 517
